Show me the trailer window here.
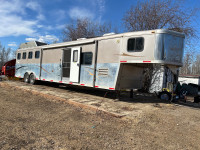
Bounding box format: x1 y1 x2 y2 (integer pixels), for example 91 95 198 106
81 52 93 65
6 66 10 70
127 37 144 51
73 50 78 62
28 51 33 59
22 52 26 59
35 51 40 59
17 53 21 60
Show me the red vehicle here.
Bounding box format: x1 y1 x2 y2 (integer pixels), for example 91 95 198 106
1 59 16 77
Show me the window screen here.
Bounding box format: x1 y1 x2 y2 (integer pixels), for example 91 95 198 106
22 52 26 59
73 50 78 62
35 51 40 59
17 53 21 60
81 52 93 65
28 51 33 59
127 37 144 51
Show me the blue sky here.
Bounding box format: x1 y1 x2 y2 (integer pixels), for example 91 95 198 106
0 0 200 53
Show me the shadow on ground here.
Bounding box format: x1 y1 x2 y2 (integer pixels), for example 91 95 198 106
14 80 199 109
36 81 169 103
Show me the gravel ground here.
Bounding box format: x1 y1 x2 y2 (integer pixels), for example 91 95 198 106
0 81 200 149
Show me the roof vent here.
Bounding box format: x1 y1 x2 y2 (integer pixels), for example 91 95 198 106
77 38 87 40
103 32 115 36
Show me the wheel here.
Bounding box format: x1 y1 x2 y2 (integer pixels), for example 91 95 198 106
24 73 30 83
29 74 36 85
159 91 171 101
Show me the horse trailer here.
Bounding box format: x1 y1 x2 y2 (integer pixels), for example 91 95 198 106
15 29 185 93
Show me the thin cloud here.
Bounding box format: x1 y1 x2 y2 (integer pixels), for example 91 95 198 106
97 0 105 14
8 42 17 47
26 1 41 11
54 10 66 22
0 0 45 37
25 38 37 42
0 0 24 14
36 24 65 31
69 7 94 19
55 24 66 30
27 1 45 21
37 14 45 21
46 26 53 30
0 14 37 37
96 0 106 21
38 35 59 43
37 25 44 28
26 35 59 44
67 0 105 21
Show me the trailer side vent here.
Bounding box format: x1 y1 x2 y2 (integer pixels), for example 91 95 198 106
98 68 109 76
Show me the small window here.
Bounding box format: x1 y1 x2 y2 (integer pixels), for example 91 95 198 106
81 52 93 65
17 53 21 60
28 51 33 59
35 51 40 59
73 50 78 62
22 52 26 59
127 37 144 52
6 66 10 70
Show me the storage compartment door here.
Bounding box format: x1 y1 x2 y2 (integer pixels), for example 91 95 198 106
70 47 81 83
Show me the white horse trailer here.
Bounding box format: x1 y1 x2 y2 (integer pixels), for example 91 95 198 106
15 29 185 93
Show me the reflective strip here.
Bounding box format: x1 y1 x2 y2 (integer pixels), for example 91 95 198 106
120 61 127 62
80 84 85 86
69 82 73 84
50 80 53 82
36 78 39 80
43 79 45 81
59 81 62 83
109 88 115 90
143 61 151 63
95 86 99 88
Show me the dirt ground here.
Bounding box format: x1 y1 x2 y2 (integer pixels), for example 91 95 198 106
0 81 200 149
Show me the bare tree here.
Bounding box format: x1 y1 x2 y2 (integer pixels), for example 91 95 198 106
180 52 193 75
62 18 112 41
194 55 200 74
123 0 198 38
0 42 13 68
181 53 200 75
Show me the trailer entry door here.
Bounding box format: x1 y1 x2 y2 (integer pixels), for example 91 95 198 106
70 47 81 83
62 49 71 82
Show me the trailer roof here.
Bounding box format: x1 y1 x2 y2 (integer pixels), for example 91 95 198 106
179 74 200 78
18 29 185 50
19 41 47 49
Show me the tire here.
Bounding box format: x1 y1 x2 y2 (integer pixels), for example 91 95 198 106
24 73 30 83
29 74 36 85
159 91 171 101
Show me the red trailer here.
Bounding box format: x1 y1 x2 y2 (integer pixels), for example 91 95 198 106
1 59 16 77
